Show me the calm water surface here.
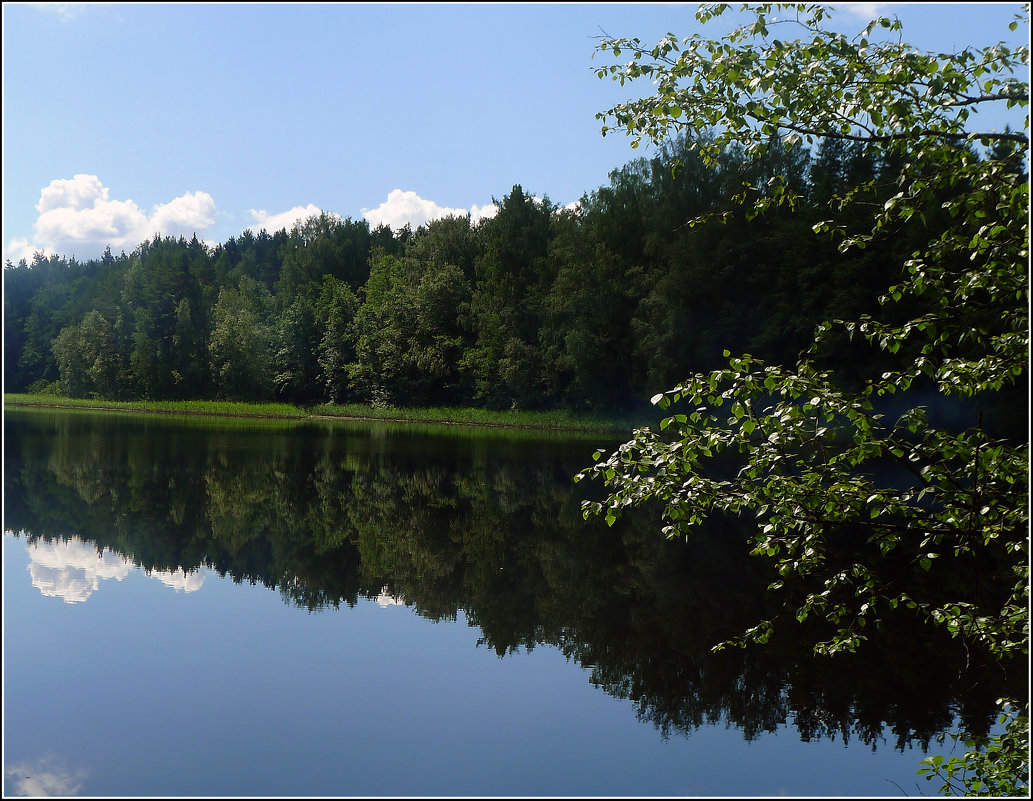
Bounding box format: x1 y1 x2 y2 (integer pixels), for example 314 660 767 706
3 409 1022 796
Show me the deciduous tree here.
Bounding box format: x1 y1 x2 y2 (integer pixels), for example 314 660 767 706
579 4 1029 792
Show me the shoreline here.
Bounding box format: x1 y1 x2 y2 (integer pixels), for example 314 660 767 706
3 395 639 435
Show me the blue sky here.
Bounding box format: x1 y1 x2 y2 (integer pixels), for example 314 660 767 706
2 2 1028 263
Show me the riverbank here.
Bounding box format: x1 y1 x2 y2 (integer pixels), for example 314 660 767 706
3 393 644 434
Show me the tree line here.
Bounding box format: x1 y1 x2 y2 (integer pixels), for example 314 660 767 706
4 134 958 414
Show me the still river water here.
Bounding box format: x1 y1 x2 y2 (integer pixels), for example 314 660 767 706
3 408 1022 796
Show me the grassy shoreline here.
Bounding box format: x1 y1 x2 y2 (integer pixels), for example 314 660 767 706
3 393 642 434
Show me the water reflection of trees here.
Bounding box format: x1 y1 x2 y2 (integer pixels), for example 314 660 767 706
4 411 1024 749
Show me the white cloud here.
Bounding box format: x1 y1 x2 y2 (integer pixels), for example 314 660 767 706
469 202 499 224
150 192 217 238
36 174 109 213
3 237 51 265
6 174 217 262
362 189 498 231
830 3 890 22
245 203 327 235
34 197 149 257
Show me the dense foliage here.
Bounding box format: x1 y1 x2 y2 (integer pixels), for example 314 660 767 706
578 2 1028 795
3 3 1027 792
7 139 948 417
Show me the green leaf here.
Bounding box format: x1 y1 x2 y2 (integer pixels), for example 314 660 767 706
587 2 1031 689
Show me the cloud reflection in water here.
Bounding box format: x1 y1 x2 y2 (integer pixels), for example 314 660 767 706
146 565 207 593
15 533 206 603
4 756 87 797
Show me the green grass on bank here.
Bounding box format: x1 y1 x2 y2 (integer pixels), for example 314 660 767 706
5 394 307 419
307 402 640 432
4 393 643 434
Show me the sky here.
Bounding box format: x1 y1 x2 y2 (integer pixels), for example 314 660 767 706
2 2 1028 264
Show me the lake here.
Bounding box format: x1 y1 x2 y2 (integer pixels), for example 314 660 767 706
3 408 1022 796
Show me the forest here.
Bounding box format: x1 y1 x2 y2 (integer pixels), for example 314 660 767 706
4 134 991 417
4 2 1029 792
